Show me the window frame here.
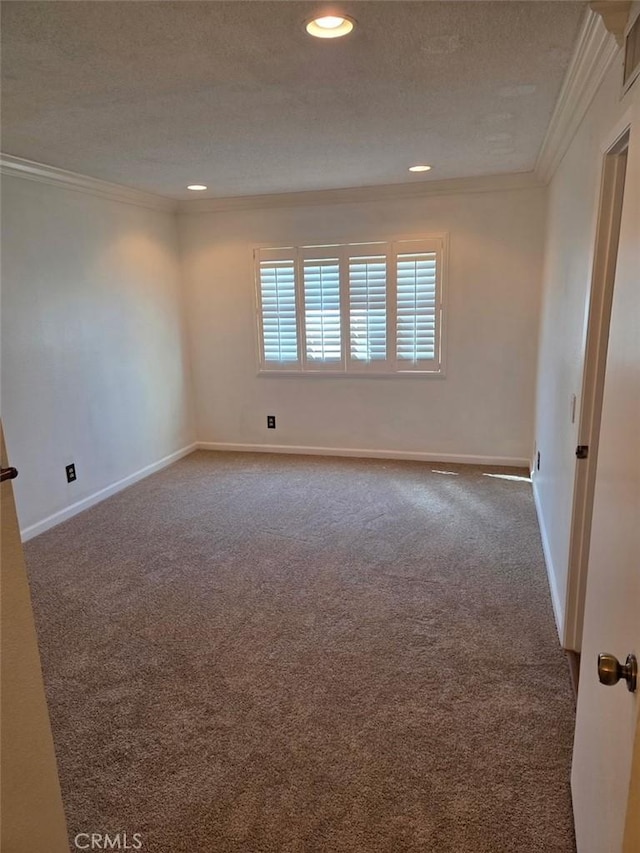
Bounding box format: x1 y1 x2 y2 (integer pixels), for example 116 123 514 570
254 234 448 378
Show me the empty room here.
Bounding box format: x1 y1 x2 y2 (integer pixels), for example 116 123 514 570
1 2 639 852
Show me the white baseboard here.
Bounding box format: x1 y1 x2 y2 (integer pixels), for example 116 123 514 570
196 441 530 468
532 477 565 642
21 443 198 542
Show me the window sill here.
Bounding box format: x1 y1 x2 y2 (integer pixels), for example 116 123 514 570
257 369 446 379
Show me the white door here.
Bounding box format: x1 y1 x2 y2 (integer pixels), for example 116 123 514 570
571 112 640 851
0 423 69 852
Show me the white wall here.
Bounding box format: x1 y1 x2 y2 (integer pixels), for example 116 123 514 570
0 176 195 536
179 185 547 465
532 54 640 640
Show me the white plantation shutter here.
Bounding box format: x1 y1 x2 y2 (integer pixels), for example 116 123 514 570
255 238 445 375
348 255 387 362
396 249 438 364
303 257 342 363
258 257 299 365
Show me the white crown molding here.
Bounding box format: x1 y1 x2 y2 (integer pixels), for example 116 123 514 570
590 1 631 47
176 172 544 215
0 154 176 213
535 9 620 184
0 152 542 216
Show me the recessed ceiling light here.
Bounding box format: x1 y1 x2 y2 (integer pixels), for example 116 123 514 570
409 165 432 173
305 15 355 39
187 184 207 191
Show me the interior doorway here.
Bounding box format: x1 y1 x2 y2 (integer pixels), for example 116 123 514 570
564 128 631 658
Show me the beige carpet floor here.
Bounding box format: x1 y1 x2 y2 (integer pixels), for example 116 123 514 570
25 451 576 852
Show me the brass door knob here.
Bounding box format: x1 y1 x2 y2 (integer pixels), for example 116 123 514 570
598 653 637 692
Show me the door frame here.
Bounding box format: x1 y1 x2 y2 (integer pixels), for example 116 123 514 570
564 112 632 653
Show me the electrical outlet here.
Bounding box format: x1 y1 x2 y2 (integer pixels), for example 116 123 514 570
66 463 77 483
536 451 541 471
267 415 276 429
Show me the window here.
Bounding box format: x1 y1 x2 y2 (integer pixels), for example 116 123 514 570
255 237 446 375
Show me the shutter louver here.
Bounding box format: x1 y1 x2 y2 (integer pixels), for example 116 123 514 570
303 258 341 362
259 260 298 364
349 256 387 362
396 252 437 363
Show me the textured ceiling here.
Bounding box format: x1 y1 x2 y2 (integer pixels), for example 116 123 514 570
1 1 587 199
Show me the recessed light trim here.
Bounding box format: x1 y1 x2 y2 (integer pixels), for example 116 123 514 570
187 184 207 191
409 165 432 173
305 15 355 39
